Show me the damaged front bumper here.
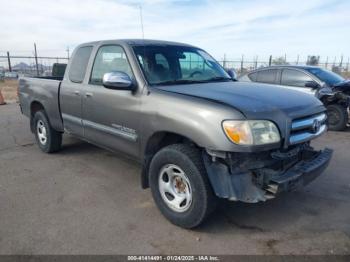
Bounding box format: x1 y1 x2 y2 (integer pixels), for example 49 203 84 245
203 144 333 203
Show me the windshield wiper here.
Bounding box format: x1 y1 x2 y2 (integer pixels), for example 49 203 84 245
153 77 233 86
202 76 233 82
153 79 205 86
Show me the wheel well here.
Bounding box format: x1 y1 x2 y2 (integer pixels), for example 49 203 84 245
141 132 196 189
30 101 45 132
31 101 45 116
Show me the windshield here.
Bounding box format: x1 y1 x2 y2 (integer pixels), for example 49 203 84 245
305 68 344 86
132 45 231 85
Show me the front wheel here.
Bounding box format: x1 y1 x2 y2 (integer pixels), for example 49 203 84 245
33 110 62 153
149 144 216 228
327 104 348 131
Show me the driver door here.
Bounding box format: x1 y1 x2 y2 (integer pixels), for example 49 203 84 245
81 45 141 158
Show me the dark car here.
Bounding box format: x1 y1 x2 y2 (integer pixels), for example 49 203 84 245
239 65 350 131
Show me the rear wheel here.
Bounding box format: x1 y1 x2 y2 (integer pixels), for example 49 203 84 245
149 144 216 228
33 110 62 153
327 104 348 131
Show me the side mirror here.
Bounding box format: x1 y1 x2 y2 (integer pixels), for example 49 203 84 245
102 71 134 91
304 81 320 89
226 69 238 81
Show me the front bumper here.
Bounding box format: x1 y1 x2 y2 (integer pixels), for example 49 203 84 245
267 148 332 194
203 146 333 203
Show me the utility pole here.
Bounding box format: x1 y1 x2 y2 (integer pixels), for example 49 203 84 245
7 51 12 72
325 56 328 69
66 46 70 60
268 55 272 66
296 54 299 65
240 55 244 73
34 43 39 76
139 5 145 39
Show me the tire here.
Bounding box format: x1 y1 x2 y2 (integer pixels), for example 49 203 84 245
327 104 348 131
149 144 216 228
33 110 62 153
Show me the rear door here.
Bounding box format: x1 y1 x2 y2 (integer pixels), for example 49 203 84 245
60 45 93 137
81 44 141 158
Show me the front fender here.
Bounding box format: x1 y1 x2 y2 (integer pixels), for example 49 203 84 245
139 90 248 156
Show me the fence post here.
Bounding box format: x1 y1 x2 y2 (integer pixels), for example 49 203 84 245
7 51 12 72
268 55 272 66
34 43 39 76
255 56 258 69
339 55 343 68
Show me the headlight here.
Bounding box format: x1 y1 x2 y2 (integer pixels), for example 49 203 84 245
222 120 280 145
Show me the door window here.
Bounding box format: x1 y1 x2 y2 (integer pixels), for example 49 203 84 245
256 69 278 84
281 69 313 87
69 46 93 83
90 45 133 85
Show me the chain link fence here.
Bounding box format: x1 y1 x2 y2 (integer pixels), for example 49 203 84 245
1 52 349 78
0 53 69 78
217 56 350 78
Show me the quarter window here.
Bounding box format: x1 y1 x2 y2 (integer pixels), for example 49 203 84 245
90 45 133 85
69 46 93 83
248 72 258 81
281 69 313 87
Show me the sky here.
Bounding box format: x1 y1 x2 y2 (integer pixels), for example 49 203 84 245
0 0 349 62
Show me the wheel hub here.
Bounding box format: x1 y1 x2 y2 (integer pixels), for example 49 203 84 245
36 120 47 145
158 164 192 213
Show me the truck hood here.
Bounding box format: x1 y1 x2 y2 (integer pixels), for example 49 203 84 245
156 81 325 139
156 81 324 118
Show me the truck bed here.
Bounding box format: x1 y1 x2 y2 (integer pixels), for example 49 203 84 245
18 76 64 132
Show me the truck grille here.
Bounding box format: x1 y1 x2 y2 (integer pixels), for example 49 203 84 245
289 113 327 145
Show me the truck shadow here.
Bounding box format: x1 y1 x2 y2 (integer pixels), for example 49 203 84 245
195 189 346 234
57 135 348 236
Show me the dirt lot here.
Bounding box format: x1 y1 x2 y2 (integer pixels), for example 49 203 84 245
0 80 18 103
0 103 350 255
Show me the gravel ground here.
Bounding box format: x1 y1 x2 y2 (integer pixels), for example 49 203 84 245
0 103 350 255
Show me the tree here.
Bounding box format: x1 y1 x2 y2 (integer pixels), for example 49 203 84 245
307 56 320 66
272 56 288 65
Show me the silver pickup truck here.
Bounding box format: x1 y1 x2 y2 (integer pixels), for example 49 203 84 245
18 39 332 228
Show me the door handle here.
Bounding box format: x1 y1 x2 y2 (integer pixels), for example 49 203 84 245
74 90 80 95
85 92 93 98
